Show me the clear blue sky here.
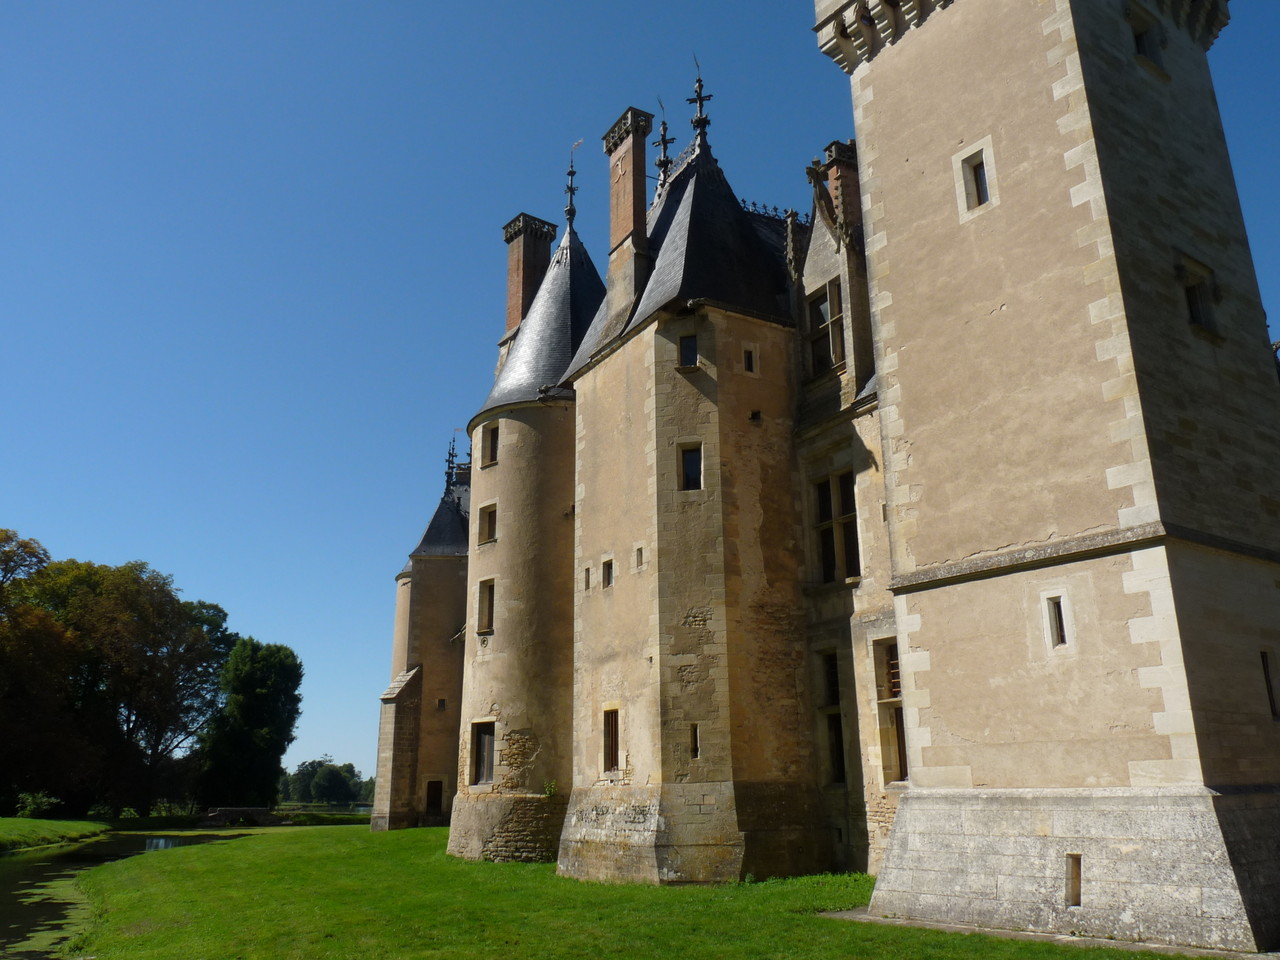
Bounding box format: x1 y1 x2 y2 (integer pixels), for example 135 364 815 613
2 4 1275 780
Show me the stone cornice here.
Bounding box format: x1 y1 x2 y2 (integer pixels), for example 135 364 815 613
816 0 1229 75
503 213 557 245
602 107 654 157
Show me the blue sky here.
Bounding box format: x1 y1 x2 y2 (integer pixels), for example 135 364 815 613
2 4 1275 779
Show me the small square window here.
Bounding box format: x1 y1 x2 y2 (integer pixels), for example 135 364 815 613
471 722 495 784
679 445 703 491
477 579 495 633
478 505 497 544
480 422 500 466
602 559 614 588
436 698 447 711
678 334 698 368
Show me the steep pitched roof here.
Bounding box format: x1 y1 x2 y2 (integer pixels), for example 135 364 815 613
407 494 468 560
475 224 604 418
566 132 791 379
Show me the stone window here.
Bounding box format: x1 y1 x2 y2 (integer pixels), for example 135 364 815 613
1066 853 1083 907
480 422 500 466
1046 596 1068 647
436 698 447 711
1179 254 1219 335
818 652 846 786
743 346 756 374
678 334 698 369
471 722 495 784
478 504 497 544
807 280 845 376
1126 3 1167 75
962 150 990 209
602 559 614 588
426 780 444 813
1263 652 1279 719
583 566 591 590
603 709 620 772
690 722 700 760
814 470 860 582
635 546 644 569
679 444 703 491
477 579 495 634
875 640 908 784
953 136 999 222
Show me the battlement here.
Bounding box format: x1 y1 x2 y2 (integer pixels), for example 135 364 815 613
815 0 1229 75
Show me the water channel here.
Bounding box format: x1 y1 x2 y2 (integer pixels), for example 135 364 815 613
0 833 231 959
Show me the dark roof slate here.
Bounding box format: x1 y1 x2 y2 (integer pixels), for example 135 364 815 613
476 225 604 417
565 133 791 379
406 494 468 561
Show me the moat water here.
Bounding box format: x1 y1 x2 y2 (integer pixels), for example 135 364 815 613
0 833 218 959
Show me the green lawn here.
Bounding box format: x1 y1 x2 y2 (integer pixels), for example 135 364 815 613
68 826 1179 960
0 817 110 852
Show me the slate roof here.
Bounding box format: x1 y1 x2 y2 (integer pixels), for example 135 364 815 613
566 131 791 380
475 224 604 418
406 493 468 561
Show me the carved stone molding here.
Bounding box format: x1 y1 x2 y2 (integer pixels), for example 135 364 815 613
503 213 558 245
601 107 654 156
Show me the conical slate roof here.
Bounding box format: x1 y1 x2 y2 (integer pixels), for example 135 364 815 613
566 130 790 379
407 494 468 560
475 225 604 419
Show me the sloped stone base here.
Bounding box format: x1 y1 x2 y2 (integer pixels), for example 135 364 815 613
870 786 1280 952
447 793 568 862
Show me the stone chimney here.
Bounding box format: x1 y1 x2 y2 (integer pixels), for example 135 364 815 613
602 107 654 325
823 140 861 248
503 213 558 333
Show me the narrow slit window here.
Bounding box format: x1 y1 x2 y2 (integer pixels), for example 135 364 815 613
1263 652 1279 719
1047 596 1068 647
583 566 591 591
822 652 841 707
690 723 700 759
479 505 497 544
680 445 703 491
603 709 620 772
1066 853 1083 907
679 334 698 368
826 711 846 784
471 722 495 784
963 150 990 209
481 422 500 466
635 546 644 568
477 579 496 633
602 559 614 588
743 348 755 373
436 698 447 711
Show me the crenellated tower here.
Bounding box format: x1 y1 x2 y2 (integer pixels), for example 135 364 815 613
446 189 605 862
816 0 1280 950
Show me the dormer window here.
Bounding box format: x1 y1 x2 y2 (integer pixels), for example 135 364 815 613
807 280 845 377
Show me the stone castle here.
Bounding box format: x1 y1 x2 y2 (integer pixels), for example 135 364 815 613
373 0 1280 951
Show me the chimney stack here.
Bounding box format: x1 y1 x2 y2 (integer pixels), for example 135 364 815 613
822 140 861 248
602 107 654 324
503 213 558 333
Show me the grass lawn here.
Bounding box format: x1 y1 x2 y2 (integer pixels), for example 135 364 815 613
0 817 110 853
69 826 1177 960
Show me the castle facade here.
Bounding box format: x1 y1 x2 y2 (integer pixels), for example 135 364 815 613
374 0 1280 950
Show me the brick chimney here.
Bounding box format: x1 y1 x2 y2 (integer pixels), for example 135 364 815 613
503 213 558 333
822 140 861 248
602 107 654 325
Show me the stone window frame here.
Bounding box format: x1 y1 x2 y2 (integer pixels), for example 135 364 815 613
476 579 496 635
806 278 846 378
812 468 861 584
601 555 615 589
741 340 760 378
677 441 704 492
952 135 1000 224
817 650 847 787
872 637 909 787
470 720 496 786
479 421 500 467
1039 589 1076 654
601 704 622 777
1125 1 1170 80
477 502 498 545
1177 251 1222 340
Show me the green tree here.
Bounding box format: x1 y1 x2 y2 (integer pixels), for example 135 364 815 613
198 638 303 807
311 764 356 805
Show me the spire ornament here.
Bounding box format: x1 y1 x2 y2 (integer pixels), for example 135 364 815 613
687 58 712 134
565 139 583 227
445 436 458 489
653 98 675 186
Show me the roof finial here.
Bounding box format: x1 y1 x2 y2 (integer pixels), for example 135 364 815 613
688 55 712 134
445 436 457 489
565 139 583 227
653 98 675 186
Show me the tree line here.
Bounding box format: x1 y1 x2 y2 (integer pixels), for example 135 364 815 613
280 756 375 806
0 529 303 817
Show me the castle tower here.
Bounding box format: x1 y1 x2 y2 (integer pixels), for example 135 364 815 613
372 448 469 831
816 0 1280 950
556 98 833 883
446 201 605 861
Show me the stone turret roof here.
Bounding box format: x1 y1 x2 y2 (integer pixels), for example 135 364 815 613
566 131 790 379
475 225 604 420
403 455 471 567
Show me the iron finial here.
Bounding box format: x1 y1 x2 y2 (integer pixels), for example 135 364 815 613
687 57 712 133
445 436 457 488
653 98 675 186
565 139 583 227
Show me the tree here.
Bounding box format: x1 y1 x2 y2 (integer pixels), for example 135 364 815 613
198 638 303 807
311 764 356 805
0 529 50 602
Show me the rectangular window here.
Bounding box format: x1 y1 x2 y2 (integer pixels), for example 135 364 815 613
1066 853 1083 907
477 579 495 633
479 505 497 544
583 566 591 590
875 641 908 783
603 709 620 772
743 348 755 373
1047 596 1068 647
436 698 447 711
480 422 500 466
680 445 702 491
826 711 846 785
1263 652 1279 719
635 546 644 568
807 282 845 376
837 471 860 578
426 780 444 813
962 150 990 209
471 722 495 784
822 652 841 708
814 471 859 582
1179 254 1217 334
678 334 698 368
690 723 700 760
602 559 614 588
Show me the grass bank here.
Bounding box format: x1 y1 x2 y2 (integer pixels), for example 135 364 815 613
0 817 110 853
71 826 1173 960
